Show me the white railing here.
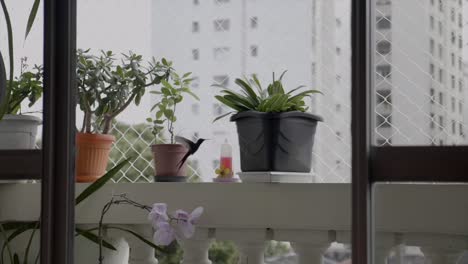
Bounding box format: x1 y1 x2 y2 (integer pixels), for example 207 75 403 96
1 183 468 264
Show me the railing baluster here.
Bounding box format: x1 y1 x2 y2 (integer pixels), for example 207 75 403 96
179 228 213 264
121 225 159 264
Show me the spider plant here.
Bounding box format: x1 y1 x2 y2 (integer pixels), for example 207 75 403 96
213 71 322 121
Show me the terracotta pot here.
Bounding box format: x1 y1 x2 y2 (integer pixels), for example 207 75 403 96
151 144 189 179
76 133 115 183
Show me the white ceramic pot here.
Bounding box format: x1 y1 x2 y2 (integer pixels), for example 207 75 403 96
0 114 42 149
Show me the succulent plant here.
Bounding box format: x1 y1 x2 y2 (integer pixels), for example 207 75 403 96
213 71 322 121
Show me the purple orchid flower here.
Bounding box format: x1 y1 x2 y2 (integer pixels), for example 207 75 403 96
149 205 204 246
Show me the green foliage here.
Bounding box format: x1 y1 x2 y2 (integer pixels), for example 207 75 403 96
108 122 201 182
213 71 322 121
77 49 171 134
5 58 43 115
0 160 132 264
147 60 199 144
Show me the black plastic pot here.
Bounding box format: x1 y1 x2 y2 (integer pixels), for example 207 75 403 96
231 111 323 172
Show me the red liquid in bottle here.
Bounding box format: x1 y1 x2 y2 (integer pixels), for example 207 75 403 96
220 156 232 170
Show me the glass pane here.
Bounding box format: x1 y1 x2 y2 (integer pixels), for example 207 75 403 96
0 1 43 262
0 1 43 149
373 0 468 146
373 183 468 264
75 0 352 263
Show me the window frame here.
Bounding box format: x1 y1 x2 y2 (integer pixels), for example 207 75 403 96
352 1 468 264
0 0 77 263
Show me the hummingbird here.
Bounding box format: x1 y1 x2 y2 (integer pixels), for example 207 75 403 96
175 136 208 169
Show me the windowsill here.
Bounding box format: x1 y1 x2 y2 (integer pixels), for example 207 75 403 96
1 182 468 235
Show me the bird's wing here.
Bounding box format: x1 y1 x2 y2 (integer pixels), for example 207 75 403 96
175 136 196 149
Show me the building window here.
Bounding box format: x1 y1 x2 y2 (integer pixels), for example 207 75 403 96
213 75 229 87
451 8 455 21
430 113 435 129
213 103 224 115
460 123 464 136
429 39 435 55
194 0 199 5
459 36 463 49
459 13 463 27
439 92 444 105
192 49 200 60
459 79 463 92
214 19 230 31
215 0 229 3
459 101 463 114
438 44 443 59
430 16 435 30
250 17 258 29
439 115 444 130
250 45 258 57
451 32 456 44
438 0 443 12
192 104 200 115
336 18 342 27
376 16 391 29
377 40 391 55
438 68 443 83
213 47 230 60
451 53 455 66
377 114 392 127
336 104 342 112
452 120 456 134
430 63 435 78
458 57 463 71
438 21 443 35
451 75 455 89
192 21 200 33
191 76 200 89
376 89 392 105
336 47 341 55
376 64 391 78
430 88 435 104
451 97 456 112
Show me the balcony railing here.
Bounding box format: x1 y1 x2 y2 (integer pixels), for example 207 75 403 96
1 183 468 264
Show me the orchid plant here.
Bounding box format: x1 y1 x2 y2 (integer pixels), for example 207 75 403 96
97 194 203 264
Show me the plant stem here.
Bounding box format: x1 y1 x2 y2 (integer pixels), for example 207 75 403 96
98 194 151 264
168 102 177 144
102 93 137 134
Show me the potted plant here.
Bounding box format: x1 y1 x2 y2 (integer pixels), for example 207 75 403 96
0 0 43 150
0 58 43 149
147 61 199 182
76 50 170 182
214 72 323 172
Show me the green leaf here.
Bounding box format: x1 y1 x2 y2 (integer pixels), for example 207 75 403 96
163 109 174 119
279 70 288 81
182 72 192 78
23 222 39 264
213 111 234 122
25 0 40 39
215 95 247 112
106 226 165 253
75 159 131 205
180 88 199 100
75 228 117 251
286 85 306 95
234 79 259 104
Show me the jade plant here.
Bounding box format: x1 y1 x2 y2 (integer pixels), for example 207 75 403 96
147 60 199 144
77 49 171 134
213 71 322 121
